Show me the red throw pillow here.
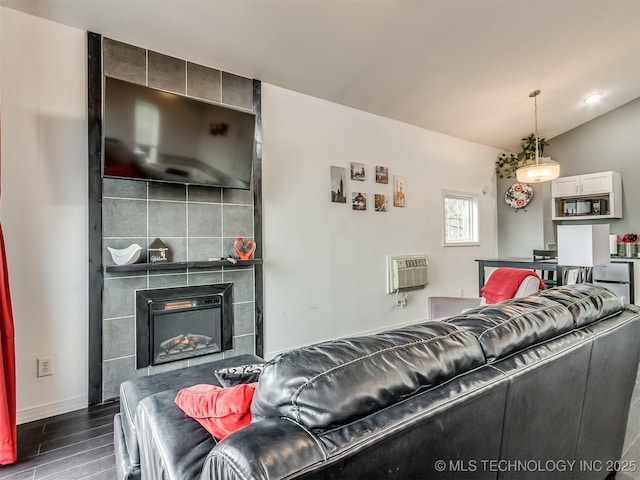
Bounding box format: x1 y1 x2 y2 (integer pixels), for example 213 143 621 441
175 382 257 440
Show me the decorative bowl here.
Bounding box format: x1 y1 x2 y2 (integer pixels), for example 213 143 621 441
107 244 142 265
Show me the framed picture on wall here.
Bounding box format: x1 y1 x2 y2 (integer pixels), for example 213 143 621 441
352 192 367 211
374 194 388 212
393 176 406 207
350 162 366 181
375 166 389 184
330 166 347 203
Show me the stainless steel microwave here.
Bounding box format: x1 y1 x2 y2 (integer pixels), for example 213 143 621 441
576 199 592 215
563 199 593 216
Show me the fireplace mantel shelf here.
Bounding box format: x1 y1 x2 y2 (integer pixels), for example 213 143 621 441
105 259 262 273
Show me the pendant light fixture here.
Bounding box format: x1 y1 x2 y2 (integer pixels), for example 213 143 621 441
515 90 560 183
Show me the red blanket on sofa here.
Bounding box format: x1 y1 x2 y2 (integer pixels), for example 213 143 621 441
481 267 545 304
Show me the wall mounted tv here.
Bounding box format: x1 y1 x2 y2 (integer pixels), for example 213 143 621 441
103 76 255 189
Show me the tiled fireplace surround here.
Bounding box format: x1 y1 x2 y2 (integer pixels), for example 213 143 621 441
98 38 260 401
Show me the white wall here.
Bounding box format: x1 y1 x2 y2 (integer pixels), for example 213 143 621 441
261 84 499 357
497 178 555 257
0 8 501 419
0 8 88 422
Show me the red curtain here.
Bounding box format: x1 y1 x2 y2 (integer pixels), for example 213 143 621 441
0 225 16 464
0 111 17 464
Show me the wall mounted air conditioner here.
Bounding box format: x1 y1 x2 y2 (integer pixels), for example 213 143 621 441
386 255 429 294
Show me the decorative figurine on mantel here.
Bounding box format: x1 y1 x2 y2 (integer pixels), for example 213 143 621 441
107 243 142 265
148 238 171 263
234 237 256 260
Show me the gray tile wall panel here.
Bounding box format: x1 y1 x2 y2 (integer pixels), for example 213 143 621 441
103 38 146 85
148 182 186 201
103 276 147 319
222 205 254 237
148 201 187 238
223 270 254 303
103 198 146 238
188 203 222 237
233 302 255 336
222 72 253 110
147 273 188 289
187 62 221 102
103 356 137 400
188 238 223 261
225 334 255 357
223 188 253 205
103 317 135 360
188 186 222 203
188 271 224 286
103 178 146 199
147 51 186 94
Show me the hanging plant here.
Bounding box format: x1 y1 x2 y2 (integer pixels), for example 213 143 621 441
494 134 549 179
495 152 519 179
520 133 549 163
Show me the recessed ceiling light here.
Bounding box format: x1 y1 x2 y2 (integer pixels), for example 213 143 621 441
584 93 603 104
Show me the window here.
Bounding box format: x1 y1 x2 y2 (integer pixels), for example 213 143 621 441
443 191 479 246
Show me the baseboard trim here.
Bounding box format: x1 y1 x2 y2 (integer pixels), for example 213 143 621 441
17 395 88 425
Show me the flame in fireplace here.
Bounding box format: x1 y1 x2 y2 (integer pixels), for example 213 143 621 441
158 333 217 358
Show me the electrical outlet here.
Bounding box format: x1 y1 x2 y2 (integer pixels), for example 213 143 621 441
458 288 464 297
37 357 53 377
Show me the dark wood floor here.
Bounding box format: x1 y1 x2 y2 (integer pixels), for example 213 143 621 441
0 401 118 480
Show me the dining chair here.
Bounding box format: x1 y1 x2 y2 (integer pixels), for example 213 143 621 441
533 249 558 288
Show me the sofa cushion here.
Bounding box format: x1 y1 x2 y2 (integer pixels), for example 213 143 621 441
444 296 574 362
214 363 264 387
537 283 624 327
175 383 257 440
251 321 485 430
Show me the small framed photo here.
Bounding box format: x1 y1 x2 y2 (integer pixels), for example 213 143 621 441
375 166 389 184
352 192 367 211
330 166 347 203
393 176 406 207
350 162 366 181
374 194 388 212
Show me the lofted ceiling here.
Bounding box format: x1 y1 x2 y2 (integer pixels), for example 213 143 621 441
2 0 639 152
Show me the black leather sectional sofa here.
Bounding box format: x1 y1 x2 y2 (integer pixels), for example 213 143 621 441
114 284 640 480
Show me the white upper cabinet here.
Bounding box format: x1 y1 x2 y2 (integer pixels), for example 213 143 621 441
580 172 616 195
552 176 581 197
551 171 622 220
551 171 616 197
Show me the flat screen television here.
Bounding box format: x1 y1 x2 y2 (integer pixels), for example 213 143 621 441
103 77 255 189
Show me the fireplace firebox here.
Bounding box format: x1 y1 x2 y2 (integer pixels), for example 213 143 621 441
135 284 233 368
